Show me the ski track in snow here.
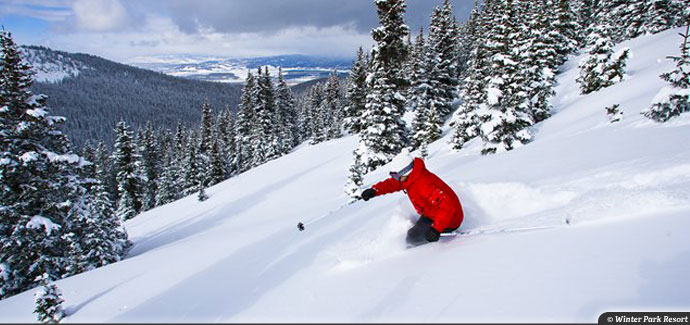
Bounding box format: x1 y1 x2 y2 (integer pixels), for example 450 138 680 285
1 28 690 323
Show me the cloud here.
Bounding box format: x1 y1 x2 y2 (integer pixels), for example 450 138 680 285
11 0 476 61
69 0 138 32
0 0 72 22
156 0 379 34
42 15 373 61
145 0 475 36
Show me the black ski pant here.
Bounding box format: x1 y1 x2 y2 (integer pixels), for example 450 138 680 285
406 216 458 247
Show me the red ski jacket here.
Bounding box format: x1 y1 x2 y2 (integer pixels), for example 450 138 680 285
372 158 464 233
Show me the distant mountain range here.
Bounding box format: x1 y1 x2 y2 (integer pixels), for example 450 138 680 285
21 47 353 150
127 54 353 85
23 45 243 149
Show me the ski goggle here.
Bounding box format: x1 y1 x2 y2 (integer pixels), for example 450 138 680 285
389 161 414 181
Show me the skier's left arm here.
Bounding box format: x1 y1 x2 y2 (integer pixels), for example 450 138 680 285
372 177 403 196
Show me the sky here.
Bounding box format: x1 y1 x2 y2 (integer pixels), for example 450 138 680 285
0 0 475 63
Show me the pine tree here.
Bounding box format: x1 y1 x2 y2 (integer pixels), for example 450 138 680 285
197 175 209 202
478 0 533 155
552 0 581 61
275 68 298 154
427 0 460 118
344 47 368 135
112 120 140 220
67 160 129 273
520 0 557 123
409 29 443 149
216 107 236 176
33 275 64 324
234 72 256 173
456 1 480 83
183 132 200 195
250 67 280 166
136 122 159 211
79 142 96 181
93 141 116 203
198 100 215 157
359 0 410 171
577 17 630 94
344 149 365 199
408 27 429 119
644 24 690 122
168 123 187 195
0 30 87 297
408 27 426 101
324 70 344 140
645 0 685 35
155 148 179 205
622 0 651 39
419 140 429 159
208 131 226 186
194 100 215 191
450 0 492 150
573 0 596 47
308 83 326 144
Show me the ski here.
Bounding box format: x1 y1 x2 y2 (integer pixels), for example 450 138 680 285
440 224 560 238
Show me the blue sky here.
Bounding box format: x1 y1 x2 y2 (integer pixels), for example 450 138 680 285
0 0 474 63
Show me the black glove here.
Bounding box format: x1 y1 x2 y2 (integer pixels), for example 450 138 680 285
361 188 376 201
425 227 440 242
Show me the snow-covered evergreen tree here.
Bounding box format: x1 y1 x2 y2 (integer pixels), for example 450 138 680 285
67 161 129 273
275 68 298 154
519 0 557 123
573 0 597 47
183 132 200 196
136 122 159 211
344 47 368 134
552 0 581 61
208 131 226 186
408 27 428 117
308 83 326 144
251 67 280 165
0 29 103 299
344 148 366 199
456 1 480 83
450 0 492 150
93 141 116 203
644 24 690 122
644 0 687 35
197 174 209 202
409 29 443 150
155 147 179 206
33 276 64 324
358 0 410 171
234 72 256 173
324 70 344 140
196 100 215 189
112 120 140 220
426 0 460 118
577 17 630 94
216 107 236 176
79 143 96 181
477 0 533 155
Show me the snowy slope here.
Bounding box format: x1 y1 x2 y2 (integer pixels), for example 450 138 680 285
21 46 89 83
1 28 689 323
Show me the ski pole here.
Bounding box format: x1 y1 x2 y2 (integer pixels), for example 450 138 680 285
297 196 361 232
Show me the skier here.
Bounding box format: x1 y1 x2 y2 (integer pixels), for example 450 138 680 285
360 149 464 247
